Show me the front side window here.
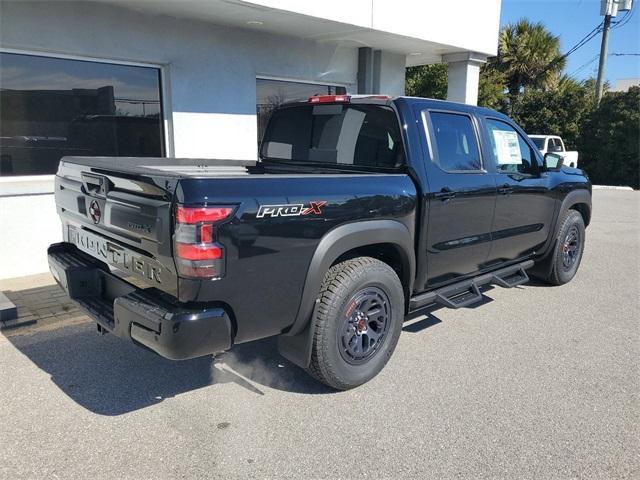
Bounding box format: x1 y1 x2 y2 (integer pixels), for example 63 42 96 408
429 112 482 171
261 104 403 169
485 119 537 175
551 138 564 152
0 52 164 176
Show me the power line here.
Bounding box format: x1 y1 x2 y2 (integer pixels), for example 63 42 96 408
569 52 639 78
562 21 605 59
530 21 605 83
611 8 634 29
570 54 600 76
504 5 635 90
536 3 634 76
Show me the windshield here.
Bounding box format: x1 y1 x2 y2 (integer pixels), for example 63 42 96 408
260 104 404 169
530 137 545 149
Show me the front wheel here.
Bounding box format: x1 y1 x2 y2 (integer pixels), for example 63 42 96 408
545 209 586 285
307 257 404 390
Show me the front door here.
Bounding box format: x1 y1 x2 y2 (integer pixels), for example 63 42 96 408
417 108 497 289
480 117 556 265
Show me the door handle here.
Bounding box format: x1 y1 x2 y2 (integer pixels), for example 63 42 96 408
434 187 457 201
498 184 514 195
81 173 108 197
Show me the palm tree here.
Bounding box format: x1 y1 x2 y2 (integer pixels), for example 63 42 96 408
493 19 566 105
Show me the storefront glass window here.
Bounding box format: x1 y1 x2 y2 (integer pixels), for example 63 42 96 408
0 52 164 176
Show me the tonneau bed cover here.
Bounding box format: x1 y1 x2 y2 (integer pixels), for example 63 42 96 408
61 156 255 177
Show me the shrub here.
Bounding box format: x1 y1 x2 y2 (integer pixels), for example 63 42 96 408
577 87 639 189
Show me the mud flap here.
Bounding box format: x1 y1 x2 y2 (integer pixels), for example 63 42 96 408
277 322 314 369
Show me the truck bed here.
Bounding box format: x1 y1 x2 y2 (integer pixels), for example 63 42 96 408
53 156 417 329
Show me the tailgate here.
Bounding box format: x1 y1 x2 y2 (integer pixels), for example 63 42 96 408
54 158 179 296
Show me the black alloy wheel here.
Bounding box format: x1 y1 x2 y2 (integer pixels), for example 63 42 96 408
338 287 391 365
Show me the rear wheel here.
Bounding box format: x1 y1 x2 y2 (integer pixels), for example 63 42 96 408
544 209 586 285
308 257 404 390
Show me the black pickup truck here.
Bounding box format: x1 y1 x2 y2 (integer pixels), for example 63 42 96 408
48 95 591 389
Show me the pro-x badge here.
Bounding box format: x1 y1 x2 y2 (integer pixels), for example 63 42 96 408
257 201 327 218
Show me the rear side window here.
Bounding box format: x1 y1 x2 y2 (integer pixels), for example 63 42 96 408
429 112 482 171
260 104 404 168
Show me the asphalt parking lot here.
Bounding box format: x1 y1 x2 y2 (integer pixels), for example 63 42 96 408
1 189 638 479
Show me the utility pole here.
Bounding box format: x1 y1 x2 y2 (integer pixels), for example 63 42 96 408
595 13 611 105
596 0 634 105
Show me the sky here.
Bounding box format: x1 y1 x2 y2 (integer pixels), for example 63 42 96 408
500 0 640 86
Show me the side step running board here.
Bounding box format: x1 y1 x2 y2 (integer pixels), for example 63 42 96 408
435 283 483 309
409 260 534 311
491 267 529 289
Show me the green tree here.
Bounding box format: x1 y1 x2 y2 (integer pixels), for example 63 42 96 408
405 63 448 99
511 77 595 148
577 86 640 189
494 19 565 108
478 65 506 110
406 63 506 109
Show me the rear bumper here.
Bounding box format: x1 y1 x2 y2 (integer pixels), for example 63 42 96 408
47 242 233 360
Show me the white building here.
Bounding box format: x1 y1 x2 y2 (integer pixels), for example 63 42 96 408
0 0 501 279
610 78 640 92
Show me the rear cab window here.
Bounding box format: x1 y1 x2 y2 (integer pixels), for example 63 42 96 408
260 104 405 169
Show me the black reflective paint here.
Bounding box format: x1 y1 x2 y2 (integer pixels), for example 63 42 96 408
395 97 591 290
176 174 417 343
51 96 591 350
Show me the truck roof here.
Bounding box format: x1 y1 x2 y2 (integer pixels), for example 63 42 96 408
281 94 511 122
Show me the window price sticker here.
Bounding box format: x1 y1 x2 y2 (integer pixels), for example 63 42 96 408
492 130 522 165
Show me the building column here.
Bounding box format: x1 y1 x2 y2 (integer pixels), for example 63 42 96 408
358 48 406 96
358 47 375 94
443 52 487 105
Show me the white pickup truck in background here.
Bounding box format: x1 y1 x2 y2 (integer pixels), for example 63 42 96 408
529 135 579 168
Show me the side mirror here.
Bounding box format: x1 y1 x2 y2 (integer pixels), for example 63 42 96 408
544 152 564 172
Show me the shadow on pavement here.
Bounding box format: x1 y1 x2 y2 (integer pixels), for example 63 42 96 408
518 277 553 288
4 323 332 416
4 283 503 416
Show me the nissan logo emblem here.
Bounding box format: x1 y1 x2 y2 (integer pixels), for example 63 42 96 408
89 200 101 224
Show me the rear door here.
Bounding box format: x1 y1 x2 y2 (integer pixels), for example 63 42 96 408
480 117 556 264
415 106 497 289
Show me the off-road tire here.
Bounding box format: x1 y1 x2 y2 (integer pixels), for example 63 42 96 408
307 257 404 390
545 209 586 285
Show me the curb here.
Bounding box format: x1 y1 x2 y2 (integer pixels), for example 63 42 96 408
0 291 17 322
593 185 634 191
0 291 40 331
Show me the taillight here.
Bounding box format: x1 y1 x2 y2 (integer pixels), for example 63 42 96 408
174 205 235 278
176 206 234 223
175 243 223 261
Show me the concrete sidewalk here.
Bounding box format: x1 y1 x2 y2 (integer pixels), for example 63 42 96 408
0 273 86 334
